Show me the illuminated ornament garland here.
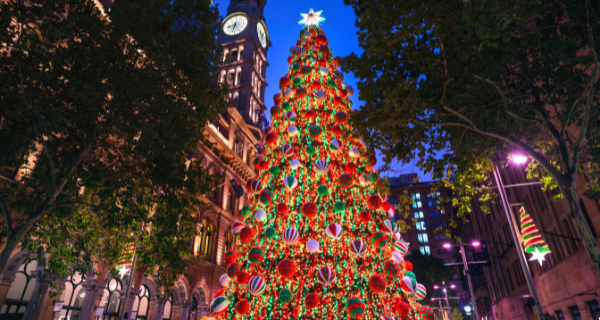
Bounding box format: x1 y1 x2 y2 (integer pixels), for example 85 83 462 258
519 206 551 265
217 22 426 320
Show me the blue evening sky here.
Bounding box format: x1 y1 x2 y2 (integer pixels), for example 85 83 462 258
212 0 428 180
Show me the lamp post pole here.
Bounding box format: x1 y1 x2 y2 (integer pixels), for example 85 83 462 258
459 241 480 320
443 287 452 320
493 164 544 319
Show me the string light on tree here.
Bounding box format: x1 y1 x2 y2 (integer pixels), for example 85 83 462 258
209 12 428 320
519 206 551 266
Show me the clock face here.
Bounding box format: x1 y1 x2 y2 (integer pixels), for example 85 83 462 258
257 22 267 48
223 15 248 36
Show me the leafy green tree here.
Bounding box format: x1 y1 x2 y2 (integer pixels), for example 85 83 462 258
342 0 600 279
405 250 454 299
0 0 226 287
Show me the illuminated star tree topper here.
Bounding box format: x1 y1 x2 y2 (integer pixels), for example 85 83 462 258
519 206 551 266
298 8 326 26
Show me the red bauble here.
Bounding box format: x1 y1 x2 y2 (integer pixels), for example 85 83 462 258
273 93 281 105
306 110 316 120
381 201 391 212
319 45 328 53
245 180 253 192
402 261 413 272
225 255 236 266
393 299 409 317
367 153 377 168
316 34 327 44
240 226 255 244
265 132 277 145
335 111 347 123
277 259 296 278
358 211 371 222
277 202 290 216
236 271 250 285
339 89 348 98
287 56 294 64
367 195 383 210
369 274 387 293
318 58 327 67
339 173 353 189
305 293 320 309
331 125 342 136
215 288 226 297
333 96 342 105
333 56 342 66
311 80 321 89
280 77 291 88
236 300 250 315
296 87 307 98
345 162 356 173
302 202 318 220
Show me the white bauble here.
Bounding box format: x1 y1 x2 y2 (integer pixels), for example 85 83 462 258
359 174 369 186
288 125 299 136
255 210 267 223
290 159 301 170
220 274 231 287
349 147 360 158
320 67 329 75
393 232 401 240
392 251 404 263
284 89 294 98
306 239 320 253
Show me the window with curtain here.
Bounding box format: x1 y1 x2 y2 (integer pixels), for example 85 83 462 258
131 285 150 320
203 225 213 256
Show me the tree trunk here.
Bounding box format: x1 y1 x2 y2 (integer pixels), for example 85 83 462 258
561 176 600 280
0 232 22 273
0 211 44 273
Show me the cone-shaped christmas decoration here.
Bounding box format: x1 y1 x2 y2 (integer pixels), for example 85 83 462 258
214 11 426 320
519 206 551 265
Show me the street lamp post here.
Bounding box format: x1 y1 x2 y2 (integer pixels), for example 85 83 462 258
493 162 544 319
444 242 482 320
433 282 458 320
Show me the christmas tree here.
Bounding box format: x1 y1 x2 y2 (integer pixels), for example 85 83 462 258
519 206 551 266
210 10 433 320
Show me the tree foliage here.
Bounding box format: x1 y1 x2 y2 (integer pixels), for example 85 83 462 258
405 250 454 301
342 0 600 278
0 0 226 288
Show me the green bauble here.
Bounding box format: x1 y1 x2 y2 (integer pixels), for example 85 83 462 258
334 201 345 214
293 63 300 71
369 172 378 183
279 289 293 303
282 102 291 111
326 79 336 87
404 271 416 280
265 227 276 239
270 166 281 176
306 145 316 156
293 77 302 86
242 206 251 217
317 185 329 197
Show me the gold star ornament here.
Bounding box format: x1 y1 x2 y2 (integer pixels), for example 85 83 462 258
299 8 326 26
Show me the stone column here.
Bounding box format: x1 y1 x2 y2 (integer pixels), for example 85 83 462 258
22 270 51 320
152 295 169 320
0 275 16 307
177 300 191 320
78 279 104 320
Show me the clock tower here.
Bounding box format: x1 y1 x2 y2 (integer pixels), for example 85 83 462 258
217 0 271 130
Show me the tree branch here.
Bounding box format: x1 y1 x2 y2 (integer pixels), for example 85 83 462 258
0 197 12 238
41 140 57 196
436 31 449 106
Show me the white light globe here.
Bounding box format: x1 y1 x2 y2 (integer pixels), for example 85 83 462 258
306 239 320 253
391 251 404 263
290 159 301 170
255 210 267 223
220 274 231 287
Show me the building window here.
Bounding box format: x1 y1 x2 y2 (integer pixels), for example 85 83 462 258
163 294 173 320
414 211 424 219
554 310 565 320
416 221 426 230
424 246 430 255
586 300 600 319
437 248 442 255
228 189 235 212
230 48 238 62
427 192 440 206
131 285 150 320
411 193 422 208
225 233 233 254
569 305 582 320
99 278 123 316
1 259 38 319
422 234 428 243
420 247 425 255
203 225 213 256
58 272 86 319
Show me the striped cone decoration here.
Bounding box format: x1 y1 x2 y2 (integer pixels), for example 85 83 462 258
380 316 395 320
415 283 427 300
118 243 135 267
400 276 416 294
248 276 266 295
371 232 389 249
314 160 329 173
394 240 409 255
317 267 336 285
283 176 298 191
380 219 399 234
232 221 245 236
283 228 300 245
209 296 229 315
519 206 551 265
325 223 343 240
349 239 367 256
281 144 293 157
416 305 435 320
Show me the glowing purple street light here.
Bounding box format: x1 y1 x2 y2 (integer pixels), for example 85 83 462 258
450 284 456 289
472 240 481 247
443 243 452 249
511 154 528 165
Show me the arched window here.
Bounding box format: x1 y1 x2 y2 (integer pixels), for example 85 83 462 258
228 189 236 212
99 278 123 318
58 272 86 319
196 222 205 256
131 284 150 320
203 225 213 256
224 233 233 254
162 294 173 320
190 297 198 320
0 259 37 318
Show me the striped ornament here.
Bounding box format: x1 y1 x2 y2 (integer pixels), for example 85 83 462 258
231 221 245 236
259 190 273 206
346 296 366 317
250 179 263 194
349 239 367 256
415 283 427 300
289 46 297 55
349 147 360 158
296 46 306 56
248 247 265 264
329 139 342 153
283 228 300 245
314 160 329 173
333 70 344 81
314 90 327 101
520 206 551 254
325 223 343 240
283 176 298 191
346 85 355 97
284 111 297 122
317 266 336 285
281 144 293 157
380 219 399 234
400 276 416 294
380 316 395 320
371 232 389 249
391 251 403 263
416 305 435 320
248 276 266 296
394 240 409 255
209 296 229 315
